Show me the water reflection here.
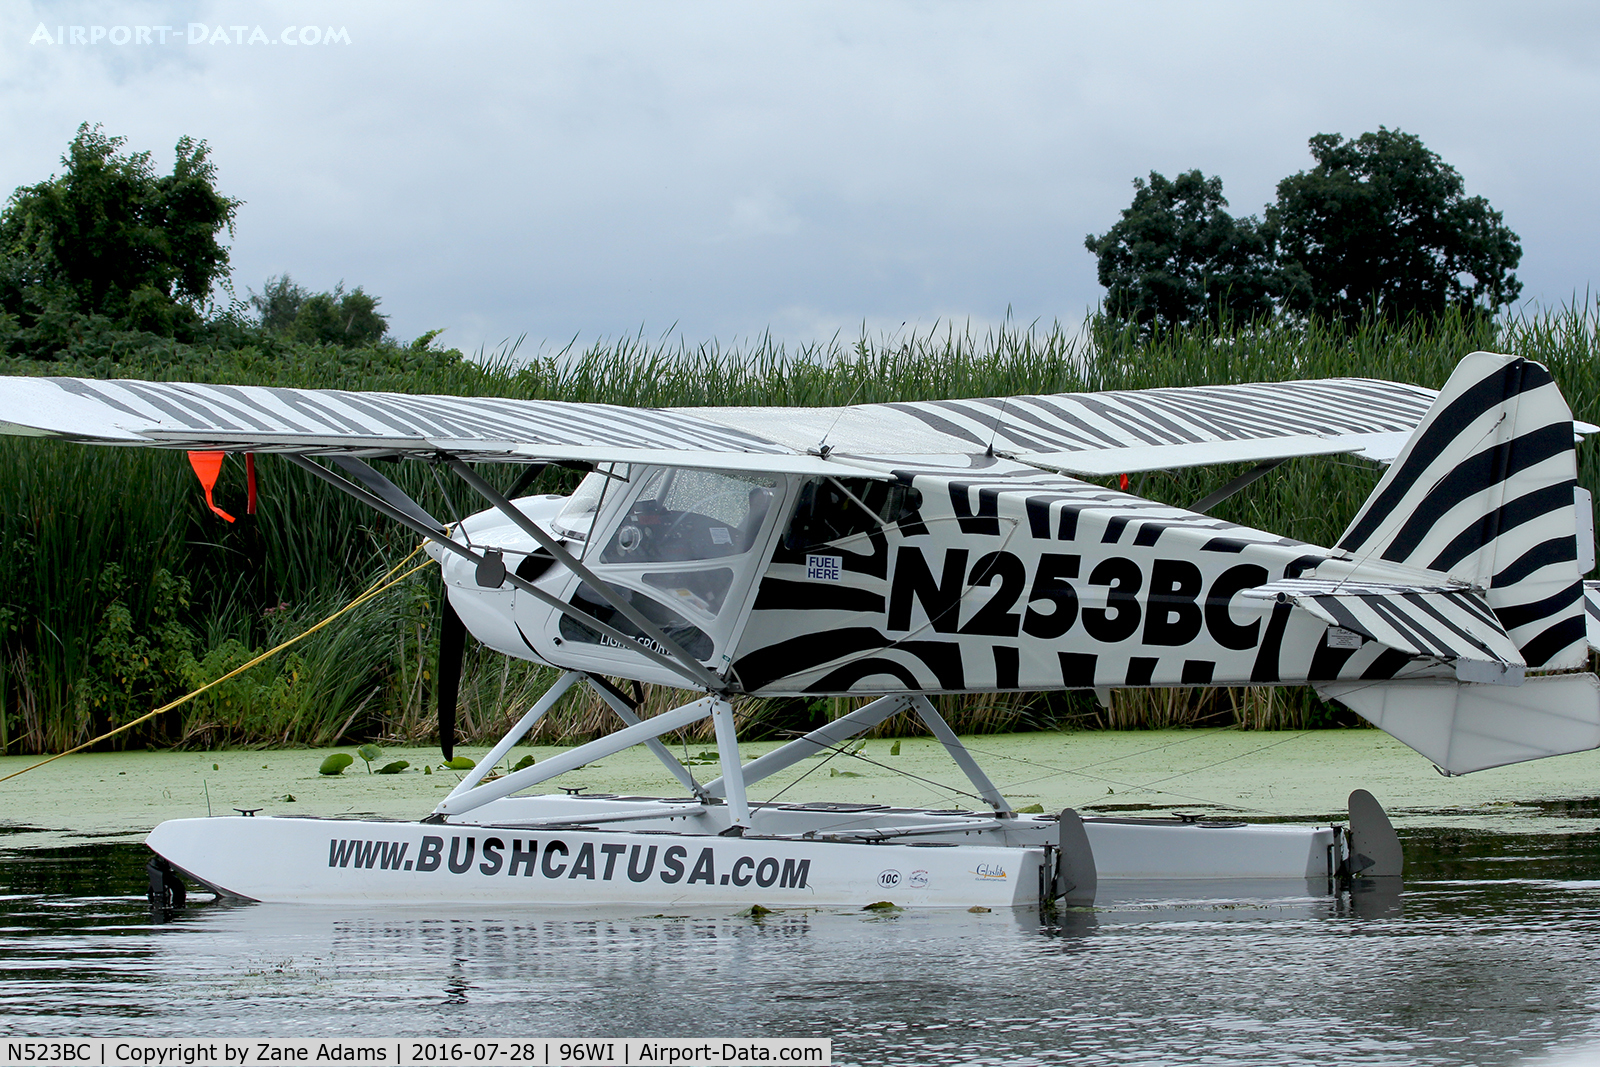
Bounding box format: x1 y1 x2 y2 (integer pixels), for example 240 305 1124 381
2 833 1600 1065
1347 876 1404 918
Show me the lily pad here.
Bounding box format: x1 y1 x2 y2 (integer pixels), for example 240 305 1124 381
377 760 410 775
445 756 476 771
318 753 353 775
863 900 900 911
511 754 536 771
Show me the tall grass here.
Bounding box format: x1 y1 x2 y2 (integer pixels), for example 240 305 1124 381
1 302 1597 752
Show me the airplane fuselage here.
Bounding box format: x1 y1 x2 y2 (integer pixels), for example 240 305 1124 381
436 457 1448 697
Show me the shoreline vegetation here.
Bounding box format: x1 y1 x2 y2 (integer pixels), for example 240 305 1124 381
2 304 1597 755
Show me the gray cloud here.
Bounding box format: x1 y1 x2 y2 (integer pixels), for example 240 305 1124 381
2 0 1596 353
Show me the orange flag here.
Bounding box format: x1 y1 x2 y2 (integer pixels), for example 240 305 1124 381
187 451 236 522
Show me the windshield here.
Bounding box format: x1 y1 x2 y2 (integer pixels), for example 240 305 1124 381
551 468 620 541
601 468 778 564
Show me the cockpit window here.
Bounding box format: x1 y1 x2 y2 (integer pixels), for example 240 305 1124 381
601 469 778 564
551 468 621 541
782 478 921 549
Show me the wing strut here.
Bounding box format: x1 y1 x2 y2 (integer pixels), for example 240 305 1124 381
1188 459 1285 514
584 674 711 799
444 456 725 692
285 455 716 690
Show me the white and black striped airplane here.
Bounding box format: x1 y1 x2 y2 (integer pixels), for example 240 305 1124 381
1 350 1595 783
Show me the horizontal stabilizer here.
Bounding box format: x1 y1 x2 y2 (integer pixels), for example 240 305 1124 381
1246 578 1524 684
1317 673 1600 775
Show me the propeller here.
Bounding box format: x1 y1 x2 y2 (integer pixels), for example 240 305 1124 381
321 456 556 762
320 456 461 756
437 595 466 761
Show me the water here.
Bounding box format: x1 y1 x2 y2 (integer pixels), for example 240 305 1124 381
3 827 1600 1066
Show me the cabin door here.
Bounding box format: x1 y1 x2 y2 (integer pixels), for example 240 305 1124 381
544 466 790 683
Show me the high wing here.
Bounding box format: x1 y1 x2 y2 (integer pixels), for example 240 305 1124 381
0 372 1448 473
0 376 885 479
682 376 1442 471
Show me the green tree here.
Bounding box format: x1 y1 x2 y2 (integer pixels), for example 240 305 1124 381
247 273 308 333
248 274 389 346
1267 127 1522 327
0 123 241 349
1084 169 1275 332
289 283 388 346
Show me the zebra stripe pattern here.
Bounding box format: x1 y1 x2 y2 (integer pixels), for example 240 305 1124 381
729 461 1346 696
23 374 1441 472
687 377 1437 459
1584 581 1600 652
1335 353 1587 670
44 379 790 457
1245 578 1524 676
884 377 1434 453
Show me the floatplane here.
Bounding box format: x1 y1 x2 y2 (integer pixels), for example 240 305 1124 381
1 351 1596 910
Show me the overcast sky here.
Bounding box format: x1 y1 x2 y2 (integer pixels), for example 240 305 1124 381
2 1 1596 356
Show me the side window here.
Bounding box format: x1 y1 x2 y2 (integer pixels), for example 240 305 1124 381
782 478 921 550
643 568 735 617
559 582 714 660
601 469 779 564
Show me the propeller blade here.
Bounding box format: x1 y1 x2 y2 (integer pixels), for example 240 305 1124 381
437 596 466 761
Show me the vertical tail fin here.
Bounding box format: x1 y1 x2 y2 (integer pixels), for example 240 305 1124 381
1337 352 1589 670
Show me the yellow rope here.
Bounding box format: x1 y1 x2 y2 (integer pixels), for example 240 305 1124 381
0 544 437 784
